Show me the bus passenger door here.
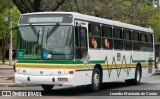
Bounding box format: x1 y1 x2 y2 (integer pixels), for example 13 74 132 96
75 20 88 59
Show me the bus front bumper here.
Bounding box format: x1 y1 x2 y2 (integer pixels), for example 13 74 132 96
15 73 74 86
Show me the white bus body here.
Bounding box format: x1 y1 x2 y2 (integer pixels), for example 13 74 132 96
15 12 155 91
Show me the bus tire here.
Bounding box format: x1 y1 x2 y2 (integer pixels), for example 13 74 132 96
90 67 101 91
41 85 54 91
125 66 141 85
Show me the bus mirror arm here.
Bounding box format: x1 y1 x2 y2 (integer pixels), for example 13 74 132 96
46 23 59 44
8 27 18 34
7 27 18 44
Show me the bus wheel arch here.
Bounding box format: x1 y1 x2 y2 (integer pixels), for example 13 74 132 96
94 64 103 82
137 63 142 78
41 85 54 91
134 63 142 84
125 63 142 85
90 64 103 91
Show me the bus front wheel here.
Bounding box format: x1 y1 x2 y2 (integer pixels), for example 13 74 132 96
125 66 141 85
90 67 101 91
41 85 54 91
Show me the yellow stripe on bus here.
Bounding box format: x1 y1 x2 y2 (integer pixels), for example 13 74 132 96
16 64 88 69
90 63 151 69
16 63 152 69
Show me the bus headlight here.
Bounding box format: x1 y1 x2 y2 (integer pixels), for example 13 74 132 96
58 71 61 75
16 69 20 73
16 69 23 74
23 70 26 74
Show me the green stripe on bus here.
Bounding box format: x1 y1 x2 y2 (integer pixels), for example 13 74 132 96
132 60 154 63
17 60 83 64
88 61 105 64
17 60 105 64
17 60 154 64
132 60 146 63
148 60 155 62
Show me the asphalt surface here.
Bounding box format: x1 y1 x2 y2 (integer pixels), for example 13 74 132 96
0 64 160 98
0 75 160 96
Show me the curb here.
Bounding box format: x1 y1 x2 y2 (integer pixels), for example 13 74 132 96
0 68 14 70
0 83 39 87
0 77 39 87
154 73 160 75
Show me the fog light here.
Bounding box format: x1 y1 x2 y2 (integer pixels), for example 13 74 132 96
58 78 68 82
27 77 30 81
52 77 55 82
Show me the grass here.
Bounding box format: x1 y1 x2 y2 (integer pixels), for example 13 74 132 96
0 59 15 64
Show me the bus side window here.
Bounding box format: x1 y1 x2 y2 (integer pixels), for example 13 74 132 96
132 31 140 51
102 25 113 49
148 34 153 52
75 26 88 59
123 29 132 50
140 33 148 52
88 23 101 49
113 27 123 50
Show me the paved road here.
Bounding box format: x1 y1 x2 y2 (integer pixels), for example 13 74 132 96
0 70 14 77
0 75 160 99
0 69 14 83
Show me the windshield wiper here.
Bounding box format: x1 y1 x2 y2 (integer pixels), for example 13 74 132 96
29 24 41 44
29 24 39 37
46 23 59 44
36 30 41 43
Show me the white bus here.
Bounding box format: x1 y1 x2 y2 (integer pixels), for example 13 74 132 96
15 12 155 91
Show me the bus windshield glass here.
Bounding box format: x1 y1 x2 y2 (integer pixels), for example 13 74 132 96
17 25 73 60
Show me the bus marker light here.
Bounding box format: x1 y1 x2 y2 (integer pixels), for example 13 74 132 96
64 70 67 74
58 78 68 82
69 71 74 74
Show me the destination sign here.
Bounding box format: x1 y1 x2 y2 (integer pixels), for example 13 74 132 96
19 14 72 24
28 17 63 23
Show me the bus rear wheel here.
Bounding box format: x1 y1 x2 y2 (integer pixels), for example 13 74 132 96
41 85 54 91
90 67 101 91
125 66 141 85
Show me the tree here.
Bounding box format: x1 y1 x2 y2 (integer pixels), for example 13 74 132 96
12 0 65 13
61 0 103 17
61 0 160 42
0 0 21 60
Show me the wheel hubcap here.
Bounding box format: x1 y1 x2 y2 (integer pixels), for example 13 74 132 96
93 72 99 87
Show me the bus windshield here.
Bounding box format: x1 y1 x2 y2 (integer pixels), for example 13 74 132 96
17 25 73 60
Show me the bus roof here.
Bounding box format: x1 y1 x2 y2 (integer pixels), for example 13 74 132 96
21 12 153 33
